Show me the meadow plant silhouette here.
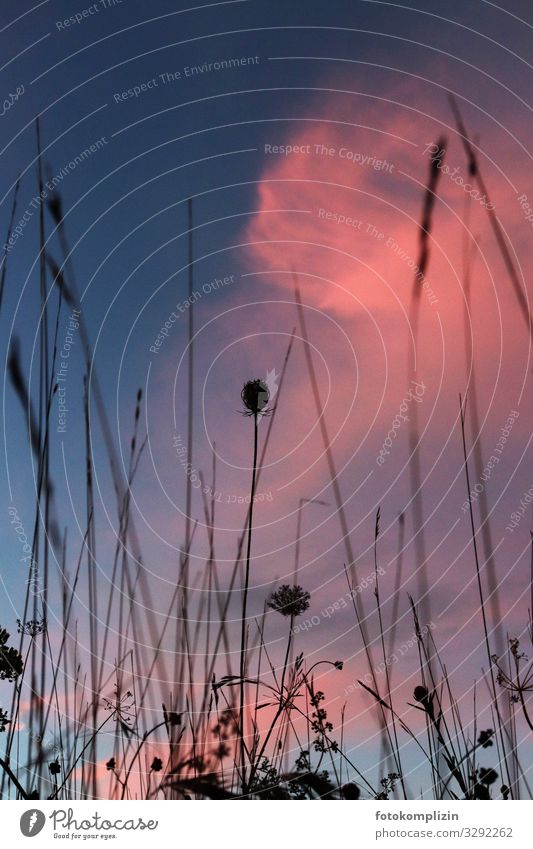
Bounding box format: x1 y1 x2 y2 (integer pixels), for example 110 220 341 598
0 111 531 802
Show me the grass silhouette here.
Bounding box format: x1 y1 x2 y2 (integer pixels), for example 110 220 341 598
0 109 531 802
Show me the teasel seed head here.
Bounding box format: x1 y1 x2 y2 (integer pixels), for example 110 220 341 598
241 378 270 416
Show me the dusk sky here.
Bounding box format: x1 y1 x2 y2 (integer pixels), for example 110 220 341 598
0 0 532 797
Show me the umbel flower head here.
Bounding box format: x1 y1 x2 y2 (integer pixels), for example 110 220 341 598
241 379 270 416
267 584 311 618
0 628 23 682
0 708 10 733
17 619 47 637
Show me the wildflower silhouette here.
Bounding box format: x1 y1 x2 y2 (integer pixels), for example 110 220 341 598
0 628 23 681
268 585 311 618
238 378 270 794
0 708 10 733
17 619 47 637
241 378 270 416
477 729 494 748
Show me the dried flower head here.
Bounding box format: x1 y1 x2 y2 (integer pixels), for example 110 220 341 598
49 759 61 776
341 782 360 800
493 638 533 698
17 619 47 637
150 757 163 772
0 708 10 733
241 379 270 416
375 772 401 800
413 685 429 703
478 767 498 786
0 628 24 682
163 704 181 728
103 686 135 726
106 757 116 771
477 729 494 749
267 584 311 618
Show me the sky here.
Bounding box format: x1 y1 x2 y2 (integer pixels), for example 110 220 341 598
0 0 532 793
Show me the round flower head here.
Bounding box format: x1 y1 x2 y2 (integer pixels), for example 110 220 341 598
479 767 498 786
413 685 429 703
267 584 311 618
241 379 270 416
477 729 494 749
341 782 360 800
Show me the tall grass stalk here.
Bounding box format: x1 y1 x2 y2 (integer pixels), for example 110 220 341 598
238 405 259 794
459 396 515 796
407 135 446 631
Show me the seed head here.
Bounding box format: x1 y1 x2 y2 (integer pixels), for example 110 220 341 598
0 628 24 682
413 685 429 703
241 379 270 416
0 708 10 733
477 729 494 749
479 767 498 786
267 584 311 618
341 782 360 800
17 619 47 638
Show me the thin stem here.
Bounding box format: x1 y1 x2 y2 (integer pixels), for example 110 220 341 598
459 396 514 796
239 412 259 795
0 756 28 799
120 721 167 799
373 511 406 798
49 712 114 800
247 620 294 790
